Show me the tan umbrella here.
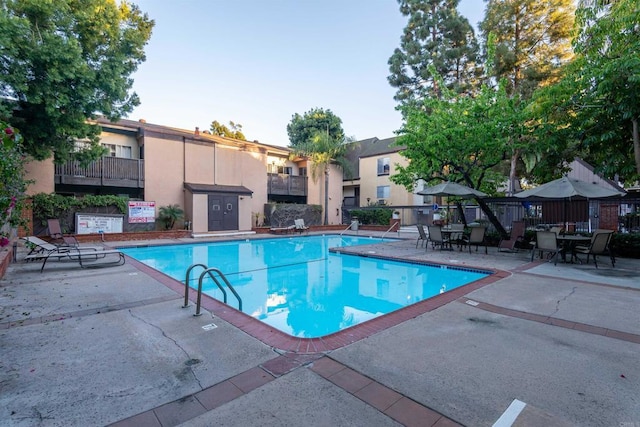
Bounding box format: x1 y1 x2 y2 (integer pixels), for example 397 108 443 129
513 176 625 199
417 181 487 198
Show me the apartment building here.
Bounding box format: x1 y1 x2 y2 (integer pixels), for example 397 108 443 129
24 118 343 233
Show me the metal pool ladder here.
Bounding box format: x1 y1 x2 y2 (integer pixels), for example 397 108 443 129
183 263 243 316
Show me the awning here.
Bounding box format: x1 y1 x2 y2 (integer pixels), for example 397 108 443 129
184 183 253 195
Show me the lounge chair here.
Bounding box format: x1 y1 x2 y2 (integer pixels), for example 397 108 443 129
21 238 124 273
531 231 562 265
269 224 295 234
574 230 615 268
426 225 451 251
498 221 526 252
416 224 428 248
460 226 487 254
294 219 309 234
47 218 78 246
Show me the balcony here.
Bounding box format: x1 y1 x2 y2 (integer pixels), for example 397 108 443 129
268 173 307 196
55 156 144 188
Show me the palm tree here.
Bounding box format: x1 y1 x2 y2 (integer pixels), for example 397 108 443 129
295 132 352 225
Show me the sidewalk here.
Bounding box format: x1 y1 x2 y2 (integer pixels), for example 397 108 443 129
1 236 638 426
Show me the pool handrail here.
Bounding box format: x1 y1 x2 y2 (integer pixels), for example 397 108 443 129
195 267 243 316
380 221 400 241
183 263 209 308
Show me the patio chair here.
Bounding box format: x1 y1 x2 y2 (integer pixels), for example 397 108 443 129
574 230 615 268
47 218 78 246
426 225 451 251
498 220 526 252
294 219 309 234
269 224 295 234
460 226 487 254
531 231 562 265
416 224 428 248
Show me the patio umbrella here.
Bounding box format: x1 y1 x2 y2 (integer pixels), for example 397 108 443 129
513 176 626 231
416 181 487 198
513 176 625 199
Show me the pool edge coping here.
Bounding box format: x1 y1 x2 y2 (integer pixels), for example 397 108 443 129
125 252 509 354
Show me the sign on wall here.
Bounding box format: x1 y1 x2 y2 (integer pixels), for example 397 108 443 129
76 214 124 234
128 201 156 223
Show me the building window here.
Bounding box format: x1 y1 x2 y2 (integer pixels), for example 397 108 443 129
377 157 390 175
299 167 307 176
101 143 133 158
376 185 390 199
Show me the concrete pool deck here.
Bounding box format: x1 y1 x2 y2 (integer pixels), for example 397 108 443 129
1 232 639 426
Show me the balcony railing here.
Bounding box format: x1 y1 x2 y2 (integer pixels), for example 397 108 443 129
55 156 144 188
268 173 307 196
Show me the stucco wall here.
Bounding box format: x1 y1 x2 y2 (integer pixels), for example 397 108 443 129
143 136 184 210
192 193 208 233
24 157 54 195
185 142 214 184
359 153 410 207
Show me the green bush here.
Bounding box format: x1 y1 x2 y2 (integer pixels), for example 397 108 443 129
32 193 128 227
611 233 640 259
350 208 392 225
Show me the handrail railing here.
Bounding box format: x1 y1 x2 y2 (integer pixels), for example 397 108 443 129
183 263 242 316
339 223 353 236
380 221 400 241
195 267 242 316
183 263 209 308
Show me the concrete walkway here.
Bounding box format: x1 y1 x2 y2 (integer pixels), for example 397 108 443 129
1 233 638 426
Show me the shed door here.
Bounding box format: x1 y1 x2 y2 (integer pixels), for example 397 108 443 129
208 194 238 231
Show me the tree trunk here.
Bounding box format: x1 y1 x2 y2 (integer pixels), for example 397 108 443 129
455 201 468 226
508 149 520 196
633 118 640 175
476 197 508 239
324 167 329 225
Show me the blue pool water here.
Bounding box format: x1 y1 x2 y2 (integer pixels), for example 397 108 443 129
121 235 489 338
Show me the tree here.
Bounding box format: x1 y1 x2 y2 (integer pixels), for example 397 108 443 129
480 0 575 193
0 0 154 163
568 0 640 182
158 204 184 230
294 132 351 225
391 72 524 237
388 0 479 104
210 120 246 140
286 108 344 148
480 0 575 99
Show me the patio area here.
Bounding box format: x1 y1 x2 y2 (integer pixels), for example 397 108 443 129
1 231 638 426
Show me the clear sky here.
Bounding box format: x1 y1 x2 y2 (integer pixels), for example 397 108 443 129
129 1 486 147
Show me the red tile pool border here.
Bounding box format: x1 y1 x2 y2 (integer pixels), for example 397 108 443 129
126 255 510 354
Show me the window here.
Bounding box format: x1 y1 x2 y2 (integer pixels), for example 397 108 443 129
299 167 307 176
376 185 390 199
101 143 133 158
118 146 132 159
103 144 117 157
377 157 390 175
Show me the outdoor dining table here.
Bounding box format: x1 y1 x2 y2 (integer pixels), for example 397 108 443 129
556 234 591 263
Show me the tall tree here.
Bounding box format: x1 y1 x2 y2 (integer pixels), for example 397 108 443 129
570 0 640 182
480 0 575 193
388 0 479 104
287 108 344 148
294 132 351 225
480 0 575 99
210 120 246 140
0 0 154 162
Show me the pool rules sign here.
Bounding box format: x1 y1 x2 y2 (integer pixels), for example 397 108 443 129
128 201 156 223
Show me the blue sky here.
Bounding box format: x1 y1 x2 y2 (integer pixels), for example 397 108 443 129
129 1 485 147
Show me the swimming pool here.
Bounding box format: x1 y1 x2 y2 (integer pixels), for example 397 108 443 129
121 235 489 338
